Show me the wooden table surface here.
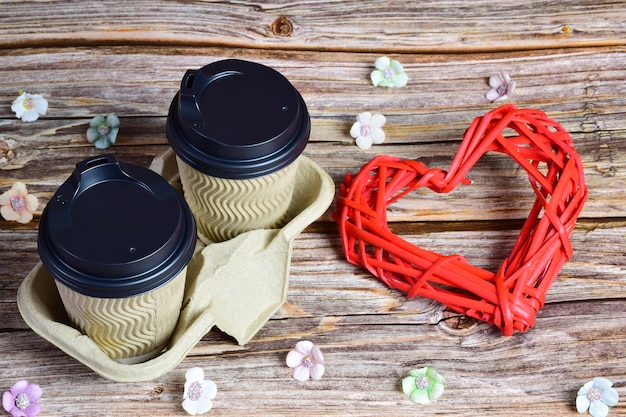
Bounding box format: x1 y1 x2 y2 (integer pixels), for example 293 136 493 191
1 1 625 416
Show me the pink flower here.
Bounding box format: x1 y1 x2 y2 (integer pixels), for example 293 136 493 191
286 340 325 381
485 72 516 103
0 182 38 223
3 380 42 417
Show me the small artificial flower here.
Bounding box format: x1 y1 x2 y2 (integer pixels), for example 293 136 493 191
0 182 38 224
370 56 408 88
11 92 48 122
86 114 120 149
182 367 217 415
350 112 386 150
286 340 325 381
2 380 43 417
576 377 619 417
485 72 516 103
402 367 445 405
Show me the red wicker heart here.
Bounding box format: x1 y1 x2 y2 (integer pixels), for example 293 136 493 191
334 105 588 335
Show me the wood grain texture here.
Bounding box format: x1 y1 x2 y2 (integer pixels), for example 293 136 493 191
0 0 625 52
0 1 624 416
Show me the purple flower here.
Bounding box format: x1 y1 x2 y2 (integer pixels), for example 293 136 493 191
286 340 325 381
3 381 42 417
485 72 516 103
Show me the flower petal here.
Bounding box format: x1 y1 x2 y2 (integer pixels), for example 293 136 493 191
33 97 48 116
286 350 305 368
369 113 386 129
429 382 444 401
89 115 105 127
507 80 517 95
310 363 325 380
86 128 100 143
355 136 373 150
593 377 613 390
393 73 409 87
108 128 119 144
311 345 324 364
349 122 362 139
589 399 609 417
1 205 20 221
577 394 591 413
23 384 42 402
3 391 14 413
410 388 431 405
193 397 213 414
182 398 198 415
10 381 28 396
17 210 34 224
201 380 217 401
356 112 372 125
294 340 314 355
25 194 38 212
106 113 120 128
370 70 383 86
374 56 391 70
578 380 594 396
370 128 385 144
94 137 112 150
409 368 428 378
12 182 28 196
21 110 40 122
489 74 504 88
23 403 42 417
426 367 444 383
402 376 416 395
185 367 205 383
292 365 311 381
485 88 502 102
601 387 619 407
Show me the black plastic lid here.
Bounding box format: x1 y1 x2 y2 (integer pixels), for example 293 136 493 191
166 59 310 179
38 154 197 298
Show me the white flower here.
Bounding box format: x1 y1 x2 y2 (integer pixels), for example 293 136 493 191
577 377 619 417
485 72 516 103
286 340 325 381
11 92 48 122
350 112 386 150
370 56 408 87
182 367 217 415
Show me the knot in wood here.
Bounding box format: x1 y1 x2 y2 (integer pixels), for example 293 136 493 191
271 16 293 37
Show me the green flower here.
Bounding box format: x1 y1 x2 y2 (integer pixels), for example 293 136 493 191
87 114 120 149
402 367 444 405
370 56 408 88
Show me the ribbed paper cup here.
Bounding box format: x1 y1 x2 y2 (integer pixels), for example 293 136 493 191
166 59 310 242
38 155 197 363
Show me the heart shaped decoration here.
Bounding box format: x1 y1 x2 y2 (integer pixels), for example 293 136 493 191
334 105 588 336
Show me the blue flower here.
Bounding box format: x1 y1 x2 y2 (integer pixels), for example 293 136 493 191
87 114 120 149
577 377 619 417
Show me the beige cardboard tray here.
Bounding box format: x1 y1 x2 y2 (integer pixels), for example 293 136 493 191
17 150 335 382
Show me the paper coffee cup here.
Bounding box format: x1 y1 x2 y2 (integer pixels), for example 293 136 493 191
37 154 197 363
166 59 310 242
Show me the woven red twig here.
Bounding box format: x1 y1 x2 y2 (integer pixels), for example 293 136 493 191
334 105 588 335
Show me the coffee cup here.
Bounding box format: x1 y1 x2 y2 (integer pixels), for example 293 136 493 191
166 59 310 242
37 154 197 364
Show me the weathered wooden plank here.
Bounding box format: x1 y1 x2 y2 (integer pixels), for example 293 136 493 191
0 299 624 416
2 222 625 329
1 46 625 123
0 0 624 52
